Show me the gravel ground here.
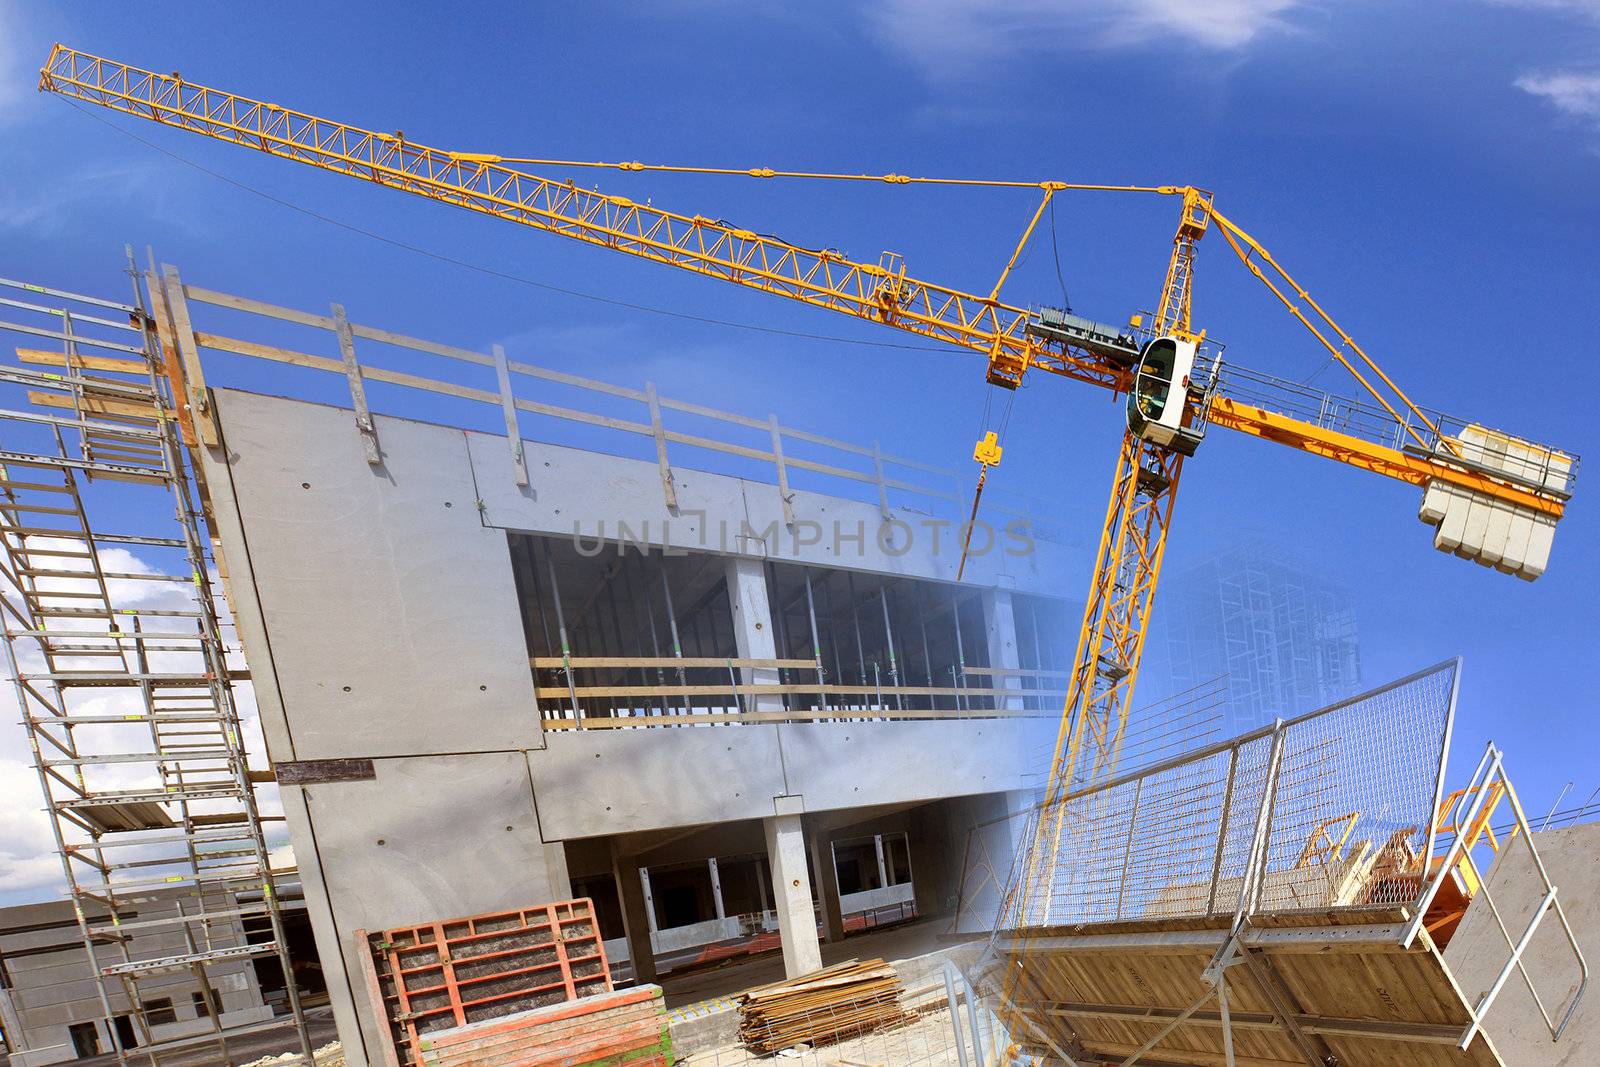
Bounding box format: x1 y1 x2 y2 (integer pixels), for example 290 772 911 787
678 1006 967 1067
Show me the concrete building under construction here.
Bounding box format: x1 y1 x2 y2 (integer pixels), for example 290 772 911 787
2 251 1596 1067
10 30 1597 1065
0 265 1096 1066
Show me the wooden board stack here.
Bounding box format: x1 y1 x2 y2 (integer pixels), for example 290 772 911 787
736 958 915 1054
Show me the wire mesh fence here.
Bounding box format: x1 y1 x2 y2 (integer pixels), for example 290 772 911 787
963 659 1459 932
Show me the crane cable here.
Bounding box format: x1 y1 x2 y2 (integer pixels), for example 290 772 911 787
468 155 1182 197
958 200 1070 580
958 386 1018 581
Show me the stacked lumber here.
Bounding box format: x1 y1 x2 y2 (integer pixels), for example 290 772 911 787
417 985 671 1067
737 958 914 1054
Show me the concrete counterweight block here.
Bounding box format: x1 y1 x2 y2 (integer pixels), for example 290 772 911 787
1418 424 1571 581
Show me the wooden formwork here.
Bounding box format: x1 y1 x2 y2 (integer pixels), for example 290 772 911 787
359 898 612 1066
997 907 1505 1066
415 985 670 1067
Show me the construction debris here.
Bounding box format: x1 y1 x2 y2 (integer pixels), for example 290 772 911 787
736 959 914 1055
239 1041 345 1067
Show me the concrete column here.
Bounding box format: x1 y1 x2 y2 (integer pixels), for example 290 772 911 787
542 841 573 901
874 834 890 889
726 556 783 711
610 844 658 983
640 867 659 933
709 858 726 920
809 829 846 944
765 799 823 977
981 589 1024 711
908 798 958 921
755 853 770 917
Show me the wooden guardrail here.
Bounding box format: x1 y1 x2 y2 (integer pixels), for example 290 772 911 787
162 273 1054 527
529 654 1065 730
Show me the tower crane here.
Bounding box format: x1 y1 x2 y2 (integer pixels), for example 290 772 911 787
37 46 1578 906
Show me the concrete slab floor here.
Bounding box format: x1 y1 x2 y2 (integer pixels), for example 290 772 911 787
654 917 965 1009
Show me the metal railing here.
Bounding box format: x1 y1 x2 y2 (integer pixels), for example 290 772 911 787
953 659 1590 1056
1214 360 1579 494
1407 742 1589 1047
1007 659 1461 930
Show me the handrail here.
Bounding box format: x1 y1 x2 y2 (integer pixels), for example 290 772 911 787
168 275 1059 532
1405 742 1589 1046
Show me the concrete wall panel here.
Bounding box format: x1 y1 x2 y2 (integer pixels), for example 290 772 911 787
1443 822 1600 1064
303 753 559 933
528 718 1049 840
300 752 565 1058
465 418 1073 589
469 433 748 556
212 390 543 759
529 728 786 840
778 718 1049 812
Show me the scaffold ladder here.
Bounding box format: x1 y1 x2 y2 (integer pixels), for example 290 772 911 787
0 262 316 1066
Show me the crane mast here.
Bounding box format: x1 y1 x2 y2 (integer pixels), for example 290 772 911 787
37 47 1579 929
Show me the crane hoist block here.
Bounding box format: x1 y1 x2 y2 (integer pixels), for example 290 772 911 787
1418 425 1573 580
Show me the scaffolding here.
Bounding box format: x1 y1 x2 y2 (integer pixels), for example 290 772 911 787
1159 538 1363 736
0 261 315 1065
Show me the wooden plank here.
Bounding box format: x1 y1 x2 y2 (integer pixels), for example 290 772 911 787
16 348 149 375
737 958 911 1055
663 426 774 463
183 284 336 329
160 266 217 447
194 333 496 400
275 758 377 785
195 332 662 442
541 707 1053 729
145 269 199 449
871 440 890 517
999 914 1509 1067
27 391 163 421
964 665 1072 679
351 321 494 367
179 322 983 518
531 655 816 670
351 927 405 1067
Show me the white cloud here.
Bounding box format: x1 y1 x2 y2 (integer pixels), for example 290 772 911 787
0 159 172 234
867 0 1308 79
1488 0 1600 20
0 541 286 906
1515 70 1600 122
0 758 61 903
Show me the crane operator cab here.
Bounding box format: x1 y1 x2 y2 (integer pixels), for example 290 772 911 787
1127 335 1207 456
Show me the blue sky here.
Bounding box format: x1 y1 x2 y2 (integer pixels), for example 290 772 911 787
1 1 1598 900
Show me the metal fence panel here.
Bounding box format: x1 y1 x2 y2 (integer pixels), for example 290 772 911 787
1000 659 1459 929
